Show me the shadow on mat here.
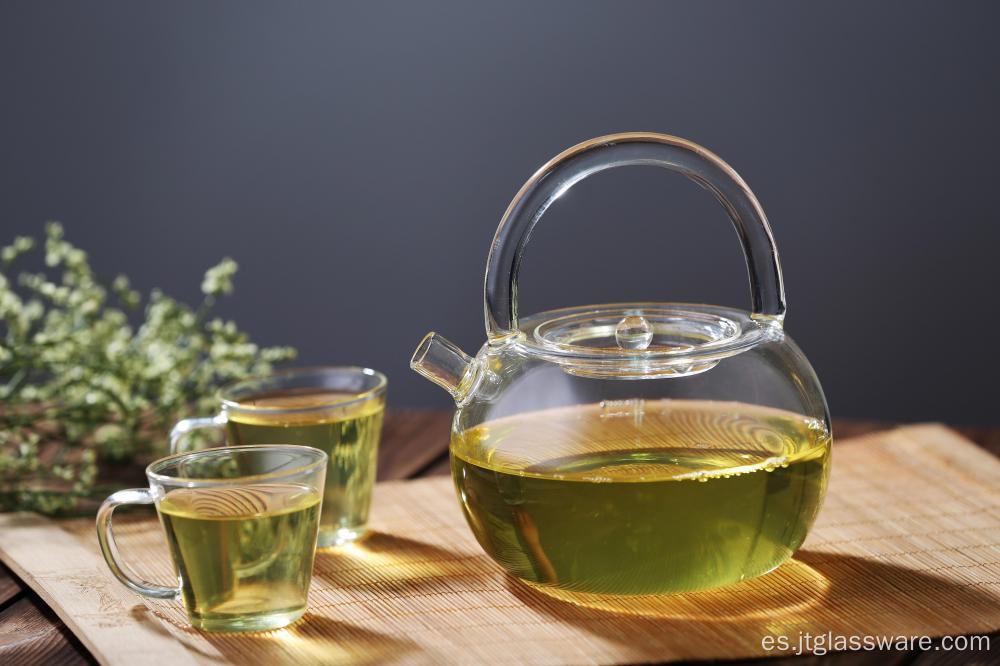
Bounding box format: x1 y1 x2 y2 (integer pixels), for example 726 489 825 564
502 550 1000 658
131 606 420 665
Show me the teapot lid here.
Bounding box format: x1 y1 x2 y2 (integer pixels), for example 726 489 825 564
517 303 779 378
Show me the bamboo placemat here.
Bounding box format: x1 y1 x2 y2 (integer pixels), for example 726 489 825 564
0 424 997 665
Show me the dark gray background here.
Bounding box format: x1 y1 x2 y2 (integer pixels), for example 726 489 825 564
2 1 998 423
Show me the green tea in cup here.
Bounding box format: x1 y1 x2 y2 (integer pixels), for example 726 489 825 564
97 445 327 632
171 367 387 547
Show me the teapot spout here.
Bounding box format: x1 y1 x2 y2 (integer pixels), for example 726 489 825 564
411 332 475 402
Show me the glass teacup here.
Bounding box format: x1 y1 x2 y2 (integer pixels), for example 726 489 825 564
96 445 327 632
170 366 387 547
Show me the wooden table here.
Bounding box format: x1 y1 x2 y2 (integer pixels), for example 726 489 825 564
1 412 997 665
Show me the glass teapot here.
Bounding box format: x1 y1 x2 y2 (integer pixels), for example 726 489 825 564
412 132 831 596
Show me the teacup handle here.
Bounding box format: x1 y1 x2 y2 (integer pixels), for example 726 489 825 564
169 414 227 454
484 132 786 340
96 489 179 600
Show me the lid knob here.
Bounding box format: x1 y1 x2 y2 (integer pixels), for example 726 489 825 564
615 315 653 351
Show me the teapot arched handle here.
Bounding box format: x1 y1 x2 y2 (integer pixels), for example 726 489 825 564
484 132 786 340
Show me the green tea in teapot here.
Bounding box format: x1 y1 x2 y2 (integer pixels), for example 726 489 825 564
451 400 830 595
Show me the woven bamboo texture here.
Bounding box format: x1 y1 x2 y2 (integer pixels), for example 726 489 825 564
0 424 997 665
